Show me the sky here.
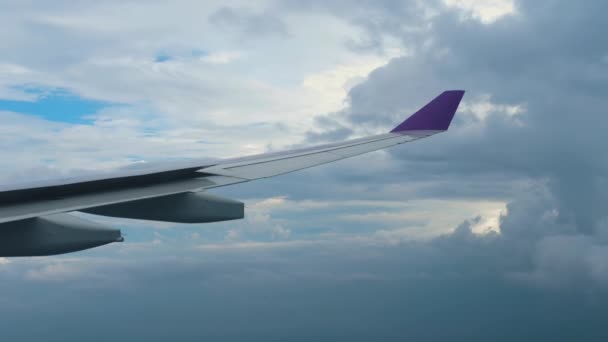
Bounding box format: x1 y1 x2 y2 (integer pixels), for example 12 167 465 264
0 0 607 340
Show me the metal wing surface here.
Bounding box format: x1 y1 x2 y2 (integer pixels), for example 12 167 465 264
0 90 465 256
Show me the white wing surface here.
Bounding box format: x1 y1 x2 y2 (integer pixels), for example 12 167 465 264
0 90 465 256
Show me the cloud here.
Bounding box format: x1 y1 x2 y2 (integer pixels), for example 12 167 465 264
209 6 290 38
443 0 517 23
283 0 608 298
0 1 414 180
1 0 608 341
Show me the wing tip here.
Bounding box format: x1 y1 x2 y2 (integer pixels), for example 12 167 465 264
390 90 465 133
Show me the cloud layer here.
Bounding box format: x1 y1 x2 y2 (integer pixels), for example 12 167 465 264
0 0 607 341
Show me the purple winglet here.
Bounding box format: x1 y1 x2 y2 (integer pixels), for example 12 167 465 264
390 90 465 132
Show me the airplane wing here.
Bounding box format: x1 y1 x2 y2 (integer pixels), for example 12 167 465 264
0 90 464 256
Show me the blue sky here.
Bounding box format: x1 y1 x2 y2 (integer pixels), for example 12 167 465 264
0 88 109 124
1 0 608 341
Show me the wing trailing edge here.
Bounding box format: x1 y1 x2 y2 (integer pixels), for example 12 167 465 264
0 90 465 256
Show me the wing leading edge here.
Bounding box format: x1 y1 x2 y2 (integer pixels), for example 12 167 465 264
0 90 464 256
198 90 464 180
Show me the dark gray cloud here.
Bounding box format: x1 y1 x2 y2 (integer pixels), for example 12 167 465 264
3 205 608 342
225 0 608 298
279 0 439 53
225 0 608 338
301 0 608 230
